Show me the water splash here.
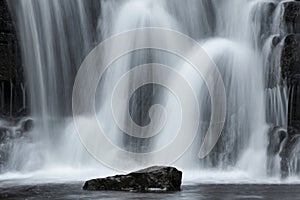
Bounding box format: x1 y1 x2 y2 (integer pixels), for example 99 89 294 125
0 0 293 183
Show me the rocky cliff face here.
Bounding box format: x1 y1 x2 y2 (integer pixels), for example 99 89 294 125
281 1 300 131
0 0 26 119
270 1 300 178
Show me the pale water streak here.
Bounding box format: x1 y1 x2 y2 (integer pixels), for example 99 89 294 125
0 0 294 183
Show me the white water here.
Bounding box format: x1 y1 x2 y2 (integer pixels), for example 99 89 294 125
0 0 295 184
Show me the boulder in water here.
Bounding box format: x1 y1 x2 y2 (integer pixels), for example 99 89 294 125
20 118 34 133
83 166 182 192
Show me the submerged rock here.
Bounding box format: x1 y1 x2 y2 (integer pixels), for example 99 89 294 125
83 166 182 192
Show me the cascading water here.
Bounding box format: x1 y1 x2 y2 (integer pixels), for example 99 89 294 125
0 0 295 182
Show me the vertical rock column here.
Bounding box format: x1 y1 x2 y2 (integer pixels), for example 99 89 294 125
0 0 26 118
278 1 300 178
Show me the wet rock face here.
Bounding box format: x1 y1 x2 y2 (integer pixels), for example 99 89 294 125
257 2 277 46
281 34 300 84
280 135 300 178
280 4 300 132
0 118 33 172
268 126 287 155
277 1 300 178
0 0 26 118
83 166 182 192
282 1 300 34
267 126 287 176
281 34 300 133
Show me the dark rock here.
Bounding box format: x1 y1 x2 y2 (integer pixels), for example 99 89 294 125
20 118 34 133
272 36 281 48
278 1 300 178
279 32 300 177
281 34 300 83
282 1 300 34
0 0 27 118
0 127 9 141
288 78 300 134
280 34 300 134
83 166 182 192
0 126 11 172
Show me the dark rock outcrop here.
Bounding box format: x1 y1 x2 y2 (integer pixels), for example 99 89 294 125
276 1 300 178
281 34 300 135
281 34 300 85
0 0 26 118
282 1 300 34
83 166 182 192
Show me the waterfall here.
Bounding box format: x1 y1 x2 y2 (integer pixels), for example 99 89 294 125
1 0 294 181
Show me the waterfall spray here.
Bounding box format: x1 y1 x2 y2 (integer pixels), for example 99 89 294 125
0 0 293 182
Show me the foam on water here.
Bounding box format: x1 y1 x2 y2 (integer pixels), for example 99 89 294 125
0 0 295 184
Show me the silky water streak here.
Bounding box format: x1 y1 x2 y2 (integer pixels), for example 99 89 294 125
72 28 226 171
